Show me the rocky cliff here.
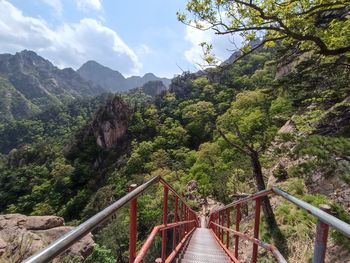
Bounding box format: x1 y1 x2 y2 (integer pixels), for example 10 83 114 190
0 214 94 263
90 96 131 149
138 80 167 97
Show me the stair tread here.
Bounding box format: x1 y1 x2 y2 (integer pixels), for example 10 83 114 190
176 228 233 263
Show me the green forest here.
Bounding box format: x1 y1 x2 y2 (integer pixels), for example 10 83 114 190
0 0 350 262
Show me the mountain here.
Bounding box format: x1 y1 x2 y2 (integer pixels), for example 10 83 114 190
0 50 105 120
77 60 171 92
76 60 128 92
126 72 171 90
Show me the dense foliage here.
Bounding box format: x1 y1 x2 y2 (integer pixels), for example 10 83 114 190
0 1 349 262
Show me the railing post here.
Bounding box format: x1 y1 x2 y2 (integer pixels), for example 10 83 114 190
216 213 219 237
220 211 224 242
162 186 169 262
226 208 230 248
312 204 332 263
180 199 184 239
252 198 261 263
186 207 189 232
173 196 178 250
235 204 240 259
129 184 137 263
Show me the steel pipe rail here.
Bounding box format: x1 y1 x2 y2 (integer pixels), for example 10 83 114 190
212 188 273 215
208 186 350 263
23 176 161 263
272 187 350 238
23 176 198 263
211 222 287 263
159 178 196 214
134 220 197 263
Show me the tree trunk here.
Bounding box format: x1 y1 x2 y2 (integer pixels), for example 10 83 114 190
250 150 277 230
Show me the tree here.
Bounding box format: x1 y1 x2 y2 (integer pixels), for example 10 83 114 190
182 101 216 145
217 90 284 229
178 0 350 60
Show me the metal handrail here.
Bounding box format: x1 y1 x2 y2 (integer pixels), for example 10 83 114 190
134 220 197 263
272 187 350 238
208 186 350 263
23 176 196 263
210 187 350 238
159 178 197 214
211 188 273 215
211 222 287 263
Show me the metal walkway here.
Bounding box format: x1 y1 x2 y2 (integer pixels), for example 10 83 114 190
23 176 350 263
176 228 232 263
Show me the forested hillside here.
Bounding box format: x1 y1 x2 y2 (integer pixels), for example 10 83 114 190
0 0 349 262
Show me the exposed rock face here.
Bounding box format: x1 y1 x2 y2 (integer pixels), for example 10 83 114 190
90 97 131 149
169 72 198 99
275 50 313 79
0 214 94 263
278 119 296 134
139 80 167 97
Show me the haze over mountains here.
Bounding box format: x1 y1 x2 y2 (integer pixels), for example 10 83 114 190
0 50 170 121
78 60 171 92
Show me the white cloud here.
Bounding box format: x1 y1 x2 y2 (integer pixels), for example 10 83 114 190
184 24 243 68
40 0 63 15
76 0 102 11
0 0 141 75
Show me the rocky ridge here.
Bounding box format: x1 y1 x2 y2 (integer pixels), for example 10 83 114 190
77 60 171 92
0 50 105 119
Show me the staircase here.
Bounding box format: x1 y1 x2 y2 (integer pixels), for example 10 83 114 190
23 176 350 263
176 228 232 263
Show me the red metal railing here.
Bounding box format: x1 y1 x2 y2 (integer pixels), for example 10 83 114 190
208 187 350 263
24 176 350 263
208 189 287 263
130 178 198 263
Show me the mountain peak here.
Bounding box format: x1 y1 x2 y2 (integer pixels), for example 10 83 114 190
12 50 55 69
78 62 171 92
143 72 156 78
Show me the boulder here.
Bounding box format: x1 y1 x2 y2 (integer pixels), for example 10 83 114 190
34 226 94 261
25 216 64 230
0 214 94 263
278 120 296 134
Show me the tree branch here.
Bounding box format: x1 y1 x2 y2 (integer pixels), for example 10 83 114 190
217 128 250 156
231 0 350 55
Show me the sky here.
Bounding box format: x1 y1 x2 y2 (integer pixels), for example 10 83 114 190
0 0 241 78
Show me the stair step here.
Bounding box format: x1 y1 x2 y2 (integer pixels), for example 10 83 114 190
175 228 233 263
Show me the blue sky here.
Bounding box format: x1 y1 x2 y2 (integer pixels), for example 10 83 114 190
0 0 240 77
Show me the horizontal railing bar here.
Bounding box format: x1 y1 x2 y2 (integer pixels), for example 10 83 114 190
210 189 273 215
211 222 287 263
23 176 161 263
161 220 196 231
135 220 196 263
135 225 162 263
272 187 350 238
